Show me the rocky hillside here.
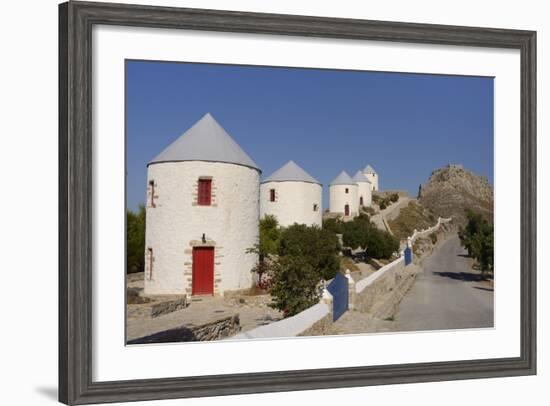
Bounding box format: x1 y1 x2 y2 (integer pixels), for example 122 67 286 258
418 164 493 225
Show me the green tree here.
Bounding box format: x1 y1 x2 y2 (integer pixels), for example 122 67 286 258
322 217 344 235
459 209 494 277
366 227 399 259
342 213 371 249
341 214 398 260
126 205 146 274
247 215 281 288
278 224 340 280
268 224 340 316
269 255 321 317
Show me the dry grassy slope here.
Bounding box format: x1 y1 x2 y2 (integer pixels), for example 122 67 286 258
418 164 493 226
387 201 437 241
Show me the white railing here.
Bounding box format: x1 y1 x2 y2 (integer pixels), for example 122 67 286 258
408 217 452 246
230 301 331 339
356 216 452 294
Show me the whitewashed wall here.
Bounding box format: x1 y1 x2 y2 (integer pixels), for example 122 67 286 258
356 180 372 207
329 184 359 217
260 181 322 227
365 172 379 191
144 161 259 296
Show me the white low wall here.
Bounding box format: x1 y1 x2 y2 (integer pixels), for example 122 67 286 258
231 302 331 339
232 216 452 339
355 257 405 294
409 217 453 245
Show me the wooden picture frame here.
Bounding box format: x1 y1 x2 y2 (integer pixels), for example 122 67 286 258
59 1 536 404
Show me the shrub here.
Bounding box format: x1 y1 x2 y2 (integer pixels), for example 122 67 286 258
268 223 341 317
366 228 399 259
323 217 344 235
379 200 387 210
342 219 367 250
278 224 340 280
341 214 397 260
458 209 494 276
247 215 281 288
390 193 399 203
269 255 320 317
127 205 146 274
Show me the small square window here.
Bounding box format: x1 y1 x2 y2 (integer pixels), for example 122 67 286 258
313 204 318 212
270 189 276 202
345 188 349 194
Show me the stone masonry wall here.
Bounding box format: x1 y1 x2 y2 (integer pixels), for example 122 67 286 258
354 261 420 320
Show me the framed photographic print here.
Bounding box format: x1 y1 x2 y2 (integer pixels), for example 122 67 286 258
59 1 536 404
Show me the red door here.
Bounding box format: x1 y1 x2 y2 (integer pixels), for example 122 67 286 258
344 204 350 216
192 247 214 295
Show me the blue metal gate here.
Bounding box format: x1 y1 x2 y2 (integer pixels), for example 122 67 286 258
327 272 349 322
404 247 413 265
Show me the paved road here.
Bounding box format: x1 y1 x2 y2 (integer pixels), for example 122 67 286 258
393 235 494 332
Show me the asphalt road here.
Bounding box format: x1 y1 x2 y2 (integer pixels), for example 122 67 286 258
393 235 494 332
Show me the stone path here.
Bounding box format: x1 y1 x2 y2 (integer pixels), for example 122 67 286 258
370 197 413 232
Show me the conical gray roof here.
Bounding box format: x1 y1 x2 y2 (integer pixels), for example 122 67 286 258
148 113 260 171
352 170 371 183
363 164 377 174
262 161 321 185
329 171 355 186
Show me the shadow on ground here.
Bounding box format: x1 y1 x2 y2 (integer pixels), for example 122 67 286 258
473 286 494 292
128 326 197 344
432 271 488 282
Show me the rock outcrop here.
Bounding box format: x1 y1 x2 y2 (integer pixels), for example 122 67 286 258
418 164 493 226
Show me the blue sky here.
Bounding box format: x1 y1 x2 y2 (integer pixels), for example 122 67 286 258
126 60 493 211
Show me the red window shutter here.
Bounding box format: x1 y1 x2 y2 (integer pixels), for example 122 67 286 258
198 179 212 205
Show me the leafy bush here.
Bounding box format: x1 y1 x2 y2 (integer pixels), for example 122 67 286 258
366 227 399 259
269 255 320 317
458 209 494 276
342 213 370 249
390 193 399 203
322 217 344 235
278 224 340 280
379 200 387 210
127 205 146 274
247 215 281 288
341 214 398 260
268 224 341 316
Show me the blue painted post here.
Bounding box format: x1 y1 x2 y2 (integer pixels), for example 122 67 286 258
327 272 349 322
404 247 413 265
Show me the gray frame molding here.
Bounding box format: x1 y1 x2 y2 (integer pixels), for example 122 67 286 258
59 1 536 404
